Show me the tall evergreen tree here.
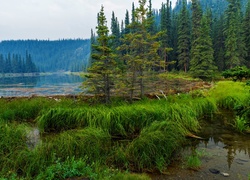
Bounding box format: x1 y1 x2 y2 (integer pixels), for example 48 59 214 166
189 14 217 79
118 0 161 100
244 0 250 67
111 11 120 48
86 6 116 103
224 0 246 68
177 0 191 72
124 10 130 34
159 2 172 71
190 0 203 57
213 15 226 71
147 0 156 34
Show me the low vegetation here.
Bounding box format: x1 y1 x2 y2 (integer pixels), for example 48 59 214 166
0 81 250 179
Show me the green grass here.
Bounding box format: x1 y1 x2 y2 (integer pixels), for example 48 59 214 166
126 121 187 172
234 116 248 133
186 155 201 170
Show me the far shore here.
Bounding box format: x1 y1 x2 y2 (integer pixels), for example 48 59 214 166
0 71 87 78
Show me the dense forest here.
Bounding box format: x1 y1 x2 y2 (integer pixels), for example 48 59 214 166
0 39 90 72
0 52 38 74
87 0 250 103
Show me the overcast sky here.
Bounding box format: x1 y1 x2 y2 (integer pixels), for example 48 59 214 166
0 0 177 41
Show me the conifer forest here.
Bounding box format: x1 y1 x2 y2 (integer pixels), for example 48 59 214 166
87 0 250 102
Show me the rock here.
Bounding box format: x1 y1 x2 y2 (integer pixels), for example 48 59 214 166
209 168 220 174
237 158 249 163
221 172 230 177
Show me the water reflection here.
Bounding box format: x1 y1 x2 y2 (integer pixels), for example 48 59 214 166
0 73 83 97
194 110 250 176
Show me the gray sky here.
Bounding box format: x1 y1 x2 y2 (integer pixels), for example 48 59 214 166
0 0 177 41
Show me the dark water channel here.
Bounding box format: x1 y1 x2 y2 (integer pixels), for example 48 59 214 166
152 110 250 180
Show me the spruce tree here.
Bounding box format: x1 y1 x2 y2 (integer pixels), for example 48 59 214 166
124 10 130 34
244 0 250 67
213 16 226 71
86 6 116 103
177 0 191 72
111 11 120 48
190 0 202 58
118 0 161 100
224 0 246 69
147 0 156 34
189 14 217 79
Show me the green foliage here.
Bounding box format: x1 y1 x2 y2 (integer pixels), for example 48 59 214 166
36 157 97 180
234 116 248 133
222 66 250 81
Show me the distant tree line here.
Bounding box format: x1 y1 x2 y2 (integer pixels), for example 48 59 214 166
0 51 39 74
86 0 250 103
0 39 90 72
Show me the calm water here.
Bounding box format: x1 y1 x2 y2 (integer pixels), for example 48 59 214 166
0 73 83 97
152 110 250 180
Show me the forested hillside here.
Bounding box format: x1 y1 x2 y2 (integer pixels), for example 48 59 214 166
0 39 90 72
86 0 250 103
175 0 248 15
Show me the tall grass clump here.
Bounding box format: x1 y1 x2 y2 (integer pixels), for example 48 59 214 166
37 102 167 137
126 121 187 172
43 127 111 161
0 123 29 177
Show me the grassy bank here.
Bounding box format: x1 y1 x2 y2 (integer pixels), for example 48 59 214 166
0 81 249 179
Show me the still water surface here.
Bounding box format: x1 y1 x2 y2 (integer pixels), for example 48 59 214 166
0 73 83 97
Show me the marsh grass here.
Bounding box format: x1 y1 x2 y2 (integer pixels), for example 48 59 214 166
0 123 30 177
209 81 250 109
184 149 206 170
234 116 248 133
37 96 216 137
186 155 201 170
126 121 187 172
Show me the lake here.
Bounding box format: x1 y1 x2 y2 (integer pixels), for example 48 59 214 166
0 73 84 97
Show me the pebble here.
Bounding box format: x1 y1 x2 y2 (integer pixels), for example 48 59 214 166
237 158 249 162
221 172 230 177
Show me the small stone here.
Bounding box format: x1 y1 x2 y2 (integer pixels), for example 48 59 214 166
209 168 220 174
237 158 249 162
221 172 230 177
